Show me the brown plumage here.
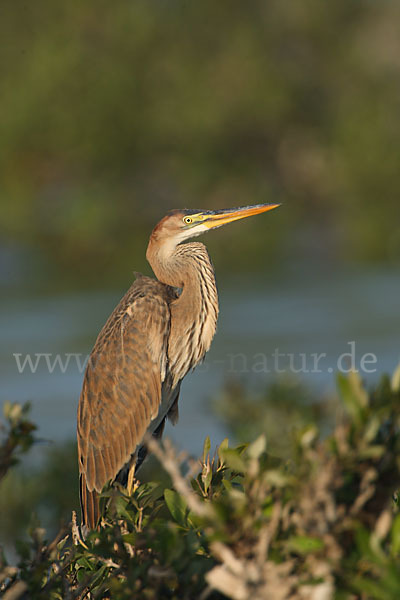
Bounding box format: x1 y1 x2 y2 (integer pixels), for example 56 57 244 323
77 204 279 529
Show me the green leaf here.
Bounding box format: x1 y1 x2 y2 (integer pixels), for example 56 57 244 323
57 535 69 552
201 461 212 494
202 436 211 463
164 489 188 527
337 371 368 424
391 363 400 392
287 535 324 555
363 416 381 444
217 438 229 462
358 445 385 459
122 532 136 545
391 514 400 557
4 402 24 424
76 556 95 570
219 448 245 472
76 568 88 583
222 478 232 492
264 469 292 487
114 495 131 520
247 434 266 459
88 565 108 590
352 576 397 600
299 425 318 448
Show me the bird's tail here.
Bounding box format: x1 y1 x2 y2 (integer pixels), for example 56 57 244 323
80 474 100 530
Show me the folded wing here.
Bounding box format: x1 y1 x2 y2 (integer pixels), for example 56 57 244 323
77 276 174 528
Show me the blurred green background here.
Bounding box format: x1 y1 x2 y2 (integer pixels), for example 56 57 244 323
2 0 400 290
1 0 400 546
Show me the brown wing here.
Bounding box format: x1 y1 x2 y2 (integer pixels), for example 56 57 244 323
77 275 174 529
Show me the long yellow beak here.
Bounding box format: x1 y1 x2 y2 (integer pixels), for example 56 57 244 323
203 203 280 229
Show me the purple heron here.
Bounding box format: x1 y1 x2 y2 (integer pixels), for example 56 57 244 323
77 203 279 528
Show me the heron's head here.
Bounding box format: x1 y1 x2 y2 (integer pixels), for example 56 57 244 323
150 203 280 247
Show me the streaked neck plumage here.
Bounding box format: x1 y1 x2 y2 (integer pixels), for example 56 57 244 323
146 235 219 386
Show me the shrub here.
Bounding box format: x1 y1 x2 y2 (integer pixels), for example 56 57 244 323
1 370 400 599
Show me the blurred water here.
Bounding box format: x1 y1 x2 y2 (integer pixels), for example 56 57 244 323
1 265 399 459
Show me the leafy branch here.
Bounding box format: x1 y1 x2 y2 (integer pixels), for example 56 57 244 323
1 371 400 599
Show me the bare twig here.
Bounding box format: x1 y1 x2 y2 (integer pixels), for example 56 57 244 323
145 435 213 518
72 511 88 549
3 580 28 600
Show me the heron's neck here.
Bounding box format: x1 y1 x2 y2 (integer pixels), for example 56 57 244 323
146 239 219 382
146 239 214 304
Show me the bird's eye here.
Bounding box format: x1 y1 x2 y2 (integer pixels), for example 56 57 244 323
183 216 193 225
